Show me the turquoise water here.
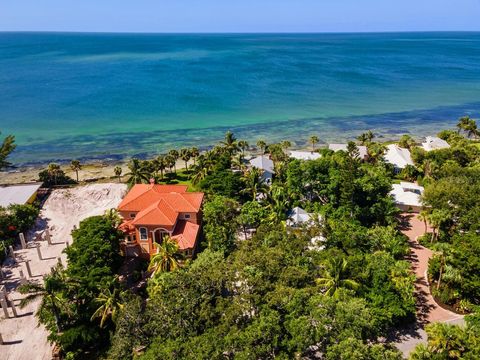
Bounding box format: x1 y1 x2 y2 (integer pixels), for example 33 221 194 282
1 32 480 165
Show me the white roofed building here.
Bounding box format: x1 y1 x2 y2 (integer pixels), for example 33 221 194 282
289 151 321 161
389 181 424 212
0 183 43 207
422 136 450 152
286 207 313 227
329 143 368 160
249 155 275 184
385 144 414 172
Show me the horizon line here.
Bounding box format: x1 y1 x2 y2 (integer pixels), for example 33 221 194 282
1 30 480 35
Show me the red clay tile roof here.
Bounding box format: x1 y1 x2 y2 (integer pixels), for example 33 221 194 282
171 220 200 250
132 199 178 226
118 184 204 229
118 184 189 212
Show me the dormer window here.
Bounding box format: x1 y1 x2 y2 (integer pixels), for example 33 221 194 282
184 214 191 219
130 213 136 218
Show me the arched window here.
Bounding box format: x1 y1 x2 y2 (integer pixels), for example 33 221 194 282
139 227 148 241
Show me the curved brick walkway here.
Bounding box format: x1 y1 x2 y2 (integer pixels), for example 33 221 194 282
394 213 464 358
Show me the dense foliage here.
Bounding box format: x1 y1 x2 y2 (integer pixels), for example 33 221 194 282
19 215 124 359
0 203 39 262
0 130 16 169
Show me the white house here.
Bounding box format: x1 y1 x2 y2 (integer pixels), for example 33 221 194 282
289 151 321 161
0 183 43 208
384 144 414 172
389 181 424 212
249 155 275 184
286 206 313 227
421 136 450 152
328 143 368 160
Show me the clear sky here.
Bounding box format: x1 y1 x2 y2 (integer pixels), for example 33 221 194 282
1 0 480 33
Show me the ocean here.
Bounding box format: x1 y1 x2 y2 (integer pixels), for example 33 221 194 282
1 32 480 165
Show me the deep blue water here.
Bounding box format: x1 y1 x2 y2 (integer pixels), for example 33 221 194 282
1 32 480 165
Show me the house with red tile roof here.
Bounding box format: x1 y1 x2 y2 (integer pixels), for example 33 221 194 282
118 181 204 258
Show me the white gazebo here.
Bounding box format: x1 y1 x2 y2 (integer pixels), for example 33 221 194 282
286 207 313 227
384 144 414 172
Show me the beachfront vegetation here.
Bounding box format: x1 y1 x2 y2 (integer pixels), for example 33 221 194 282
0 203 39 262
0 130 16 170
38 163 76 187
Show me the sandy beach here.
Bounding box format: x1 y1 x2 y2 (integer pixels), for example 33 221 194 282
0 183 127 360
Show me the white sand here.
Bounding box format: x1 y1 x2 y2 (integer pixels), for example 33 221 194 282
0 183 127 360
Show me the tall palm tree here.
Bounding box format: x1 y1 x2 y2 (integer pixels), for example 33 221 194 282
190 147 200 165
238 140 249 157
179 148 191 171
424 323 464 358
90 285 124 328
70 159 82 182
47 163 62 185
222 131 239 154
316 258 359 297
168 150 179 173
148 236 182 275
255 139 266 155
0 131 16 170
241 167 269 200
125 158 149 187
418 210 429 234
114 166 122 183
357 130 374 145
309 135 319 151
18 263 71 332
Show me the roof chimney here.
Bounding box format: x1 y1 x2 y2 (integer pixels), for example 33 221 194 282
149 178 155 186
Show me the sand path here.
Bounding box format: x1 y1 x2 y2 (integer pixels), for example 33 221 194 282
394 213 464 358
0 183 127 360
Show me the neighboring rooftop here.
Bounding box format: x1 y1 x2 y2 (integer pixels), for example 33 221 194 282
249 155 275 174
390 182 424 208
384 144 414 169
329 143 368 159
0 183 43 207
289 151 321 161
422 136 451 152
286 206 313 226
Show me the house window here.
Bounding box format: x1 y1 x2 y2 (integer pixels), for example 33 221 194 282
139 228 148 241
184 214 191 219
130 213 136 218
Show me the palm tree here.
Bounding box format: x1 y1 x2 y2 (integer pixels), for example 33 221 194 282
366 142 386 164
238 140 249 157
316 258 359 297
456 116 471 134
256 139 267 154
104 208 122 228
168 150 179 173
47 163 62 185
0 131 16 170
114 166 122 183
418 210 429 234
424 323 464 358
309 135 319 151
179 148 191 171
241 167 269 200
222 131 239 154
427 209 449 243
70 160 81 182
91 285 124 328
190 147 200 165
356 130 374 145
148 236 182 275
18 263 71 332
125 158 149 187
281 140 292 151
